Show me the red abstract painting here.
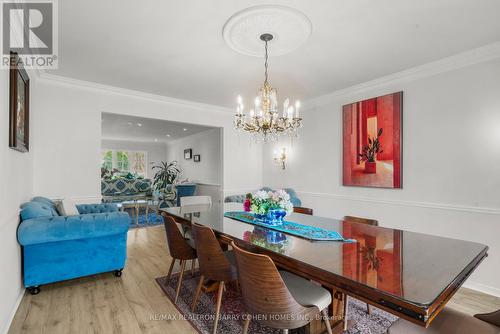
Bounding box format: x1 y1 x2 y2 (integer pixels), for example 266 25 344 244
342 92 402 188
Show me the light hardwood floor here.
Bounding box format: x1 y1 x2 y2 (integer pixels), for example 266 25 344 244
8 226 500 334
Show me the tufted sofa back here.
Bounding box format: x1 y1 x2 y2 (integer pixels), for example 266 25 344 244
20 197 120 221
76 203 118 214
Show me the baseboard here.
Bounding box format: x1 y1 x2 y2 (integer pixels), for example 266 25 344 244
463 281 500 298
1 288 25 334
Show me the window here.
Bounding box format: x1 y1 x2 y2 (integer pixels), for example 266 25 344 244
101 149 147 177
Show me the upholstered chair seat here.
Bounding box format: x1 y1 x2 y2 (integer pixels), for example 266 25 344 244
279 271 332 311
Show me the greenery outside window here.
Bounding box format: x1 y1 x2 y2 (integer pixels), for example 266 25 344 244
101 150 147 177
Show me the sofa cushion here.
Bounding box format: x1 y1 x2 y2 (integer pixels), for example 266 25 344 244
56 199 80 216
20 202 59 221
30 197 60 216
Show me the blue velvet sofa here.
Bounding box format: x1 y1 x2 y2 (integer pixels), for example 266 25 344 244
17 197 130 294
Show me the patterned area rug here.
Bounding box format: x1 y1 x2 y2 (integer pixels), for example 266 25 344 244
155 272 397 334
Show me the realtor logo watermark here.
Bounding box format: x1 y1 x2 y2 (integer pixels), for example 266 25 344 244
1 0 58 69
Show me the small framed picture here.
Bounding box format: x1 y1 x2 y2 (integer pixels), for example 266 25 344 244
194 154 200 162
184 148 192 159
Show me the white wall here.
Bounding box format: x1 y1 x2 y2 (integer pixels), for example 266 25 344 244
33 75 262 203
166 128 222 185
101 139 167 178
263 56 500 295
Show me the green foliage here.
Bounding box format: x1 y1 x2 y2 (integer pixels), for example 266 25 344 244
359 128 384 163
152 161 181 190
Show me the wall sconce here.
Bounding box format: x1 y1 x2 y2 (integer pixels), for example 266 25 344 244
273 147 287 170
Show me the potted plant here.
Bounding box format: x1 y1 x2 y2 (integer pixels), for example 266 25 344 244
359 128 383 174
152 161 181 205
243 189 293 226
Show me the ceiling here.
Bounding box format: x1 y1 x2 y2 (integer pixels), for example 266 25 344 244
101 113 215 143
52 0 500 107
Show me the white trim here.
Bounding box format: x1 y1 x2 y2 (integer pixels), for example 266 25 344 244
463 281 500 299
303 41 500 110
38 73 233 113
296 191 500 215
1 289 25 334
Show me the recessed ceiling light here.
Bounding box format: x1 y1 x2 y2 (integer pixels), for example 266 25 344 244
154 138 158 142
137 123 142 127
166 134 171 137
183 128 187 131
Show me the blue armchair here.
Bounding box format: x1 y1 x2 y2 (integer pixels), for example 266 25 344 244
17 197 130 294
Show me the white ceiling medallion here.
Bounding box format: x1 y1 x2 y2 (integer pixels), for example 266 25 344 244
222 5 312 57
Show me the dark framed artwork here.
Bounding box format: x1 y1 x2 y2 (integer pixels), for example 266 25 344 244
184 148 192 159
342 91 402 188
193 154 200 162
9 52 30 152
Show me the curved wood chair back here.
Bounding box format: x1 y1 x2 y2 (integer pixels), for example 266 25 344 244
293 206 313 215
343 215 378 226
162 214 197 260
191 223 237 282
231 242 318 330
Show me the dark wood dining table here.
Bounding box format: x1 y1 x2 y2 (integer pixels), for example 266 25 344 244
162 203 488 333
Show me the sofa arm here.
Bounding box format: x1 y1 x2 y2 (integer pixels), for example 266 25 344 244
18 212 130 246
76 203 119 214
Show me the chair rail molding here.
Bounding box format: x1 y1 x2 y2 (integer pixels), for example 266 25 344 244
296 191 500 215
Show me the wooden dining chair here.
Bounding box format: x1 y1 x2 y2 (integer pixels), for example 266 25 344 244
293 206 313 215
342 215 379 329
231 242 333 334
162 214 197 303
190 223 238 334
387 307 500 333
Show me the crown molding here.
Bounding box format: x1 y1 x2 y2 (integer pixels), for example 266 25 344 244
38 73 233 114
303 41 500 110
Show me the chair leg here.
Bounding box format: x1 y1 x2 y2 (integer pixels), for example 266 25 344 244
242 315 250 334
174 260 186 303
192 274 205 312
166 258 176 281
191 259 196 277
212 281 225 334
282 330 289 334
321 309 333 334
343 294 348 331
366 303 372 314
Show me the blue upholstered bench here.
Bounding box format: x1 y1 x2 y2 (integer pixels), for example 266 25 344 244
17 197 130 294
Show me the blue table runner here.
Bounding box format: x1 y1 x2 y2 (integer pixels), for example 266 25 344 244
224 211 356 242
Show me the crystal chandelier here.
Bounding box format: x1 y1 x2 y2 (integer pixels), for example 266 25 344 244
233 33 302 142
